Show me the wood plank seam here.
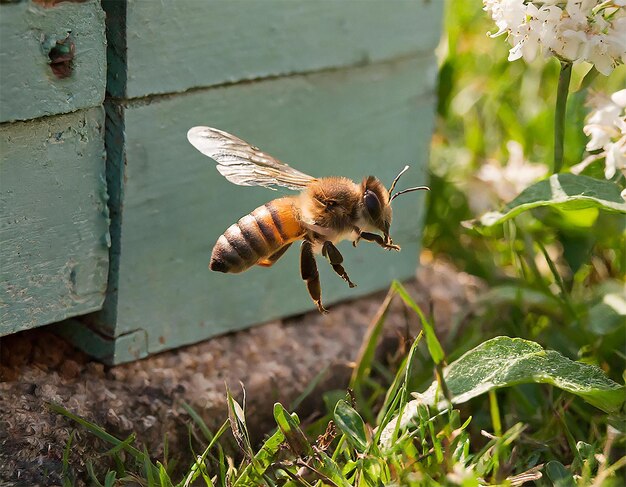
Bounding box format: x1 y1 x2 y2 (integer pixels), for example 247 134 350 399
105 51 438 107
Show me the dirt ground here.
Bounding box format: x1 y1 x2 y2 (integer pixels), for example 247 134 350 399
0 256 484 486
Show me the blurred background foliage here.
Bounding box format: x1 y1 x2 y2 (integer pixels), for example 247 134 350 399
424 0 625 379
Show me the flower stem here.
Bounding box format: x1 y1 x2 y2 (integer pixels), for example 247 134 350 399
553 61 572 174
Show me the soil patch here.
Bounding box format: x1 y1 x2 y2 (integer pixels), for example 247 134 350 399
0 256 484 486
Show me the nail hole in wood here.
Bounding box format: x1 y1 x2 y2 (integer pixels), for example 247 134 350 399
48 34 75 79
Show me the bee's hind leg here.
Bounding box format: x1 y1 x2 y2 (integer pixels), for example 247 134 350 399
322 241 356 288
300 240 327 313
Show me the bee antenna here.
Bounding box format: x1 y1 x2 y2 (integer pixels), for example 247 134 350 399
390 186 430 202
388 165 410 196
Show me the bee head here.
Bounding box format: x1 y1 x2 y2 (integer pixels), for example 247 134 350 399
361 176 393 242
362 167 430 244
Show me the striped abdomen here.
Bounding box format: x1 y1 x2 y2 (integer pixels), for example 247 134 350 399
210 197 305 273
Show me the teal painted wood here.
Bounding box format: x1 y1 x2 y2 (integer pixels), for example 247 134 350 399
0 107 110 335
0 0 106 123
105 0 443 99
66 54 436 364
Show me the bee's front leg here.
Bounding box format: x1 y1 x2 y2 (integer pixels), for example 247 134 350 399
322 241 356 288
300 240 327 313
354 228 401 251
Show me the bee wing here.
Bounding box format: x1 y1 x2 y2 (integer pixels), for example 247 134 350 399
187 126 316 191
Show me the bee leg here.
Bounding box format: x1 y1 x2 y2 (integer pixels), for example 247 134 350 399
358 231 401 251
300 240 327 313
322 241 356 288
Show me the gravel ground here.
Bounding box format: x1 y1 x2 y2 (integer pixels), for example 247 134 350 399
0 256 485 486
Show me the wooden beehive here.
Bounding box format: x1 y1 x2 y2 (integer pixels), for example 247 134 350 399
2 0 443 364
0 0 108 335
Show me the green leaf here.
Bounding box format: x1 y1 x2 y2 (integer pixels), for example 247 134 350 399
588 290 626 336
545 461 576 487
234 426 285 487
314 450 352 487
380 337 625 445
226 385 253 458
423 337 625 412
467 174 626 228
333 400 368 453
157 462 173 487
273 403 313 457
103 470 116 487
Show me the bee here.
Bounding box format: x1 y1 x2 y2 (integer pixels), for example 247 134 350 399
187 126 429 313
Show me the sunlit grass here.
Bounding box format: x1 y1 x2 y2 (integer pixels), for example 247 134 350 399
53 281 624 485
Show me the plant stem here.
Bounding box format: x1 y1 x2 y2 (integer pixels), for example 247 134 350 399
553 61 572 174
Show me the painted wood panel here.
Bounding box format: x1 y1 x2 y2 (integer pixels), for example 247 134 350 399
0 0 106 123
70 55 436 363
0 107 109 335
107 0 443 98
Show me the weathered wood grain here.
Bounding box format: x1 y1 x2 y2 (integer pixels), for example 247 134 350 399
81 55 436 363
105 0 443 98
0 0 106 123
0 107 109 335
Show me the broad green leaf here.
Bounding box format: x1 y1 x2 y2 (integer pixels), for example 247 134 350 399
588 289 626 336
380 337 625 446
273 403 313 457
545 461 576 487
467 174 626 228
334 400 368 453
421 337 625 412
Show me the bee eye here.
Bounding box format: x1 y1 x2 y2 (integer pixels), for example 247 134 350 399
364 190 381 219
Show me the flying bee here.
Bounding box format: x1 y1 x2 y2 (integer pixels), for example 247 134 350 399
187 126 429 313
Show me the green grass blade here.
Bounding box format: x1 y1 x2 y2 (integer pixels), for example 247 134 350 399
104 433 137 457
157 462 174 487
103 470 117 487
350 287 395 418
391 281 445 365
182 419 228 487
234 426 286 487
182 402 213 443
49 402 159 478
226 385 253 458
62 429 75 487
144 446 156 487
86 462 105 487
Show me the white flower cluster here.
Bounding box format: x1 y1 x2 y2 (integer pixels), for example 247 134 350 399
572 89 626 178
483 0 626 75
